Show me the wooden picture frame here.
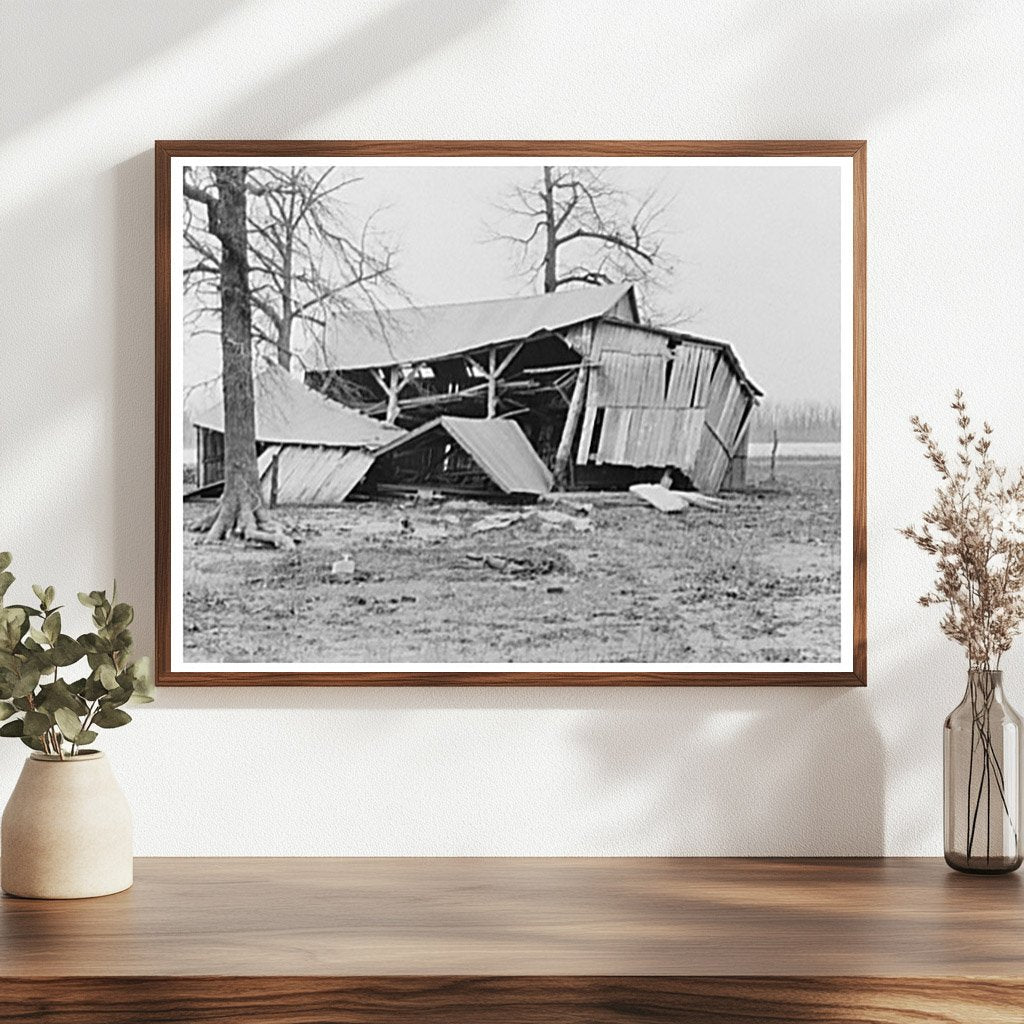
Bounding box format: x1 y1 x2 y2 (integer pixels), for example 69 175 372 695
156 140 866 686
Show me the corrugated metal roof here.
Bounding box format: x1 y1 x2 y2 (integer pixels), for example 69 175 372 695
306 283 636 371
373 416 553 495
441 416 553 495
192 364 404 449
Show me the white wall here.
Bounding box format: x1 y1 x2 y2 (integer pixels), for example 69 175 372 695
1 0 1021 855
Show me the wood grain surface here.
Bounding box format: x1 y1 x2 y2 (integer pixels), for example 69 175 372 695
2 857 1020 1022
0 976 1022 1024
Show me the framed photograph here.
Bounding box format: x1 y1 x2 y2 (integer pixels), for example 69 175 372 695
155 141 865 686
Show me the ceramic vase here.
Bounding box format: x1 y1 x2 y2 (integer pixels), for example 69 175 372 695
1 751 133 898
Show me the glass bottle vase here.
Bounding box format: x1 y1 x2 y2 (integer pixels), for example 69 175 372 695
944 669 1023 873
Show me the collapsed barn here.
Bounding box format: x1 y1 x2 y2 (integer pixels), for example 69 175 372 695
304 283 762 494
190 363 404 505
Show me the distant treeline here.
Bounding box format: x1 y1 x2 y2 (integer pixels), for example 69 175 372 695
748 400 840 442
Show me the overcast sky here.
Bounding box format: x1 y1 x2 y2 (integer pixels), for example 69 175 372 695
184 162 841 406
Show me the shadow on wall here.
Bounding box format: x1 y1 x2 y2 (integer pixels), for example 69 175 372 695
572 687 885 856
147 682 886 856
104 0 511 657
0 2 243 138
205 0 506 137
729 0 972 134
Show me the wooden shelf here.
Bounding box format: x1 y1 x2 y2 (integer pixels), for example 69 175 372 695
2 857 1022 1022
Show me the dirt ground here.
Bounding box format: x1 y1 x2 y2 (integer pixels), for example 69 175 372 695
181 456 841 665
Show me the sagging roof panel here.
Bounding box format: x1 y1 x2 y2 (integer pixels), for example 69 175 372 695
373 415 553 496
192 364 404 449
307 283 636 372
440 416 553 496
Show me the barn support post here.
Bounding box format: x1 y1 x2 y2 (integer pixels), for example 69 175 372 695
467 343 523 420
487 347 497 418
372 366 417 425
553 359 590 489
195 426 204 487
386 366 401 424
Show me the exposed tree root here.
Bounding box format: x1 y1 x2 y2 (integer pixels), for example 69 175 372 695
197 497 295 549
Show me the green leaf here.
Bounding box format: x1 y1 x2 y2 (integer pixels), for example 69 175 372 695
104 684 132 708
28 627 49 646
0 606 26 651
44 586 55 609
0 719 24 737
98 663 118 690
22 711 51 738
36 678 88 716
74 730 97 747
53 707 84 741
7 604 41 619
83 675 108 701
42 612 60 644
31 584 47 608
127 656 155 702
19 735 45 752
0 572 14 601
92 705 131 729
0 553 11 573
11 665 41 699
78 592 99 608
81 635 112 656
110 603 134 630
49 635 85 668
0 701 16 721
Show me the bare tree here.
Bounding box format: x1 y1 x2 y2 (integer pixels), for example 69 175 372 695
492 165 679 321
182 166 404 544
184 166 400 374
183 167 287 545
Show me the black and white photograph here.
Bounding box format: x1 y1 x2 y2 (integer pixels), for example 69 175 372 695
163 149 858 681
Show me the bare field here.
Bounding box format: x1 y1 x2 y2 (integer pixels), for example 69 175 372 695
181 457 841 666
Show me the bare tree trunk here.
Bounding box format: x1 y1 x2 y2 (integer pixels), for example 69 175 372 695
201 166 290 547
278 233 293 371
542 166 558 294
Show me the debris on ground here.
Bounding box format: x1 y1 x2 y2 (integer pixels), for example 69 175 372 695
629 483 729 514
470 508 593 534
536 509 593 533
466 550 573 577
470 511 530 533
330 555 356 580
243 530 295 550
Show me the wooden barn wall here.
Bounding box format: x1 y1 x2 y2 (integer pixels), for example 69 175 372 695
578 321 754 490
691 370 755 493
720 422 752 491
561 321 595 358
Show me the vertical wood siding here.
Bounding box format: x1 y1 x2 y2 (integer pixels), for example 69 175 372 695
260 447 374 506
579 321 756 492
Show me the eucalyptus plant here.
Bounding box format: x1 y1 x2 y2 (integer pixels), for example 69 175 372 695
0 553 153 759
